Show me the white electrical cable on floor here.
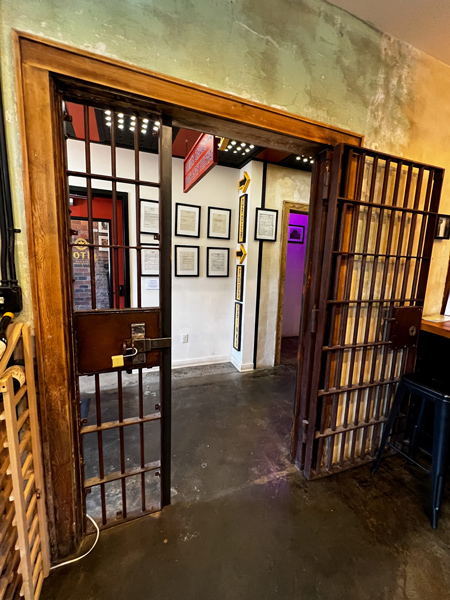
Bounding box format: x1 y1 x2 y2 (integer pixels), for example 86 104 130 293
49 514 100 570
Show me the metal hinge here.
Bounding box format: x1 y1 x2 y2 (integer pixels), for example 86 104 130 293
301 419 309 444
311 309 319 333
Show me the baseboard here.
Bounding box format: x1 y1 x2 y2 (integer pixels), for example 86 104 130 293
230 354 254 372
172 355 231 369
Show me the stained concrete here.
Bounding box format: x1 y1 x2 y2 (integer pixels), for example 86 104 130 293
42 363 450 599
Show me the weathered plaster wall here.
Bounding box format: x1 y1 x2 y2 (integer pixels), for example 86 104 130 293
1 0 450 324
257 165 310 367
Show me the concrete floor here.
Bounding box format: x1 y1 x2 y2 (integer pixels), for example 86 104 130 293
42 364 450 600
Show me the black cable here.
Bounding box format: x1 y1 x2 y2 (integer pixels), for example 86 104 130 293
0 76 17 283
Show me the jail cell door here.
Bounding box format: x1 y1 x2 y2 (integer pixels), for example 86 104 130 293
63 98 172 528
292 144 443 479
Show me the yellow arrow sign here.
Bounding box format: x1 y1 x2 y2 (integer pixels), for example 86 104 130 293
236 244 247 264
239 171 251 194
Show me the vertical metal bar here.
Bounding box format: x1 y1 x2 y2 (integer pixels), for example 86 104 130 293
94 374 107 525
134 114 142 308
159 114 172 506
110 111 121 309
83 105 96 309
410 171 434 300
117 371 127 518
138 369 146 512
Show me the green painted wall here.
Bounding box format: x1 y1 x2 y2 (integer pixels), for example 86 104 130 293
1 0 449 321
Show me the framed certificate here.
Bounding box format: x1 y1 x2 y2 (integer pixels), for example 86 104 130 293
233 302 242 351
255 207 278 242
288 224 305 243
207 247 229 277
175 203 201 238
235 265 245 301
238 194 248 243
207 206 231 239
141 247 159 276
175 245 200 277
140 200 159 234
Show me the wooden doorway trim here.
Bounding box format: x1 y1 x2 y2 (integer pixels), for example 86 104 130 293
14 31 363 560
275 201 310 366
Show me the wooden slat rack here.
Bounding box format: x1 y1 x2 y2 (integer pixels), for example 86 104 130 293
0 323 50 599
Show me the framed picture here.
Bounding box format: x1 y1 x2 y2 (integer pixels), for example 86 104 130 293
140 200 159 235
98 221 109 233
98 235 109 252
255 208 278 242
435 215 450 239
175 245 200 277
141 247 159 276
235 265 245 301
288 224 305 243
233 302 242 351
175 203 201 238
208 207 231 240
207 247 229 277
238 194 248 243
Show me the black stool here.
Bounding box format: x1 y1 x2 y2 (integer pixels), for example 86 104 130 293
372 372 450 529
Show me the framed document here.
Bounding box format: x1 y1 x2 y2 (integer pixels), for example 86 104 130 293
207 247 229 277
175 245 200 277
238 194 248 243
140 200 159 234
288 224 305 243
141 247 159 276
175 203 201 238
207 207 231 239
233 302 242 351
235 265 245 301
255 207 278 242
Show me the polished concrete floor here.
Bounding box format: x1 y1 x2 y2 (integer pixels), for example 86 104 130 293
42 364 450 600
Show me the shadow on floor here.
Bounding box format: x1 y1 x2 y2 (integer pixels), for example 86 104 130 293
42 364 450 600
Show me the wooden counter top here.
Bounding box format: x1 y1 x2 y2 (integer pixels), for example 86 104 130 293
421 319 450 340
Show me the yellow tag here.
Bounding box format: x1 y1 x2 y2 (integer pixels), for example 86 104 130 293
111 355 124 368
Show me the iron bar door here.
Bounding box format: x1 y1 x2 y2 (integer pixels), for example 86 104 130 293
292 144 444 479
62 96 172 528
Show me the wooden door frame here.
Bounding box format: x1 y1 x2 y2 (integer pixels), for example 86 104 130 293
274 201 310 366
14 31 363 560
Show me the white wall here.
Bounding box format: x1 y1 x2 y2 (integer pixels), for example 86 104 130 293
67 139 239 367
230 161 264 372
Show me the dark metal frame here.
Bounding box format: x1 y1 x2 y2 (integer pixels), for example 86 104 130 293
206 247 230 277
254 207 278 242
291 144 444 479
207 206 231 240
174 202 201 238
174 245 200 277
62 96 172 529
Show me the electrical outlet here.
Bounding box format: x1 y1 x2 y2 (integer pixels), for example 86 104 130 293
181 334 189 344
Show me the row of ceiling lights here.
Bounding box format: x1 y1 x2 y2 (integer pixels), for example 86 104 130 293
104 110 160 134
219 140 255 157
296 155 314 164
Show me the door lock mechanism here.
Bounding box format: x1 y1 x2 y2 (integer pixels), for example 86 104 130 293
409 325 417 337
122 323 171 366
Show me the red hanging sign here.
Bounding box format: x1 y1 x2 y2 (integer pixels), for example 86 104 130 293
183 134 218 193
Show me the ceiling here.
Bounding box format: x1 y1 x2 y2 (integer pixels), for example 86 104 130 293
328 0 450 66
65 102 314 173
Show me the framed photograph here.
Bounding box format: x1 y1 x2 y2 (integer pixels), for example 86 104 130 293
288 224 305 244
235 265 245 301
140 200 159 235
175 245 200 277
207 247 229 277
435 215 450 239
175 203 201 238
238 194 248 243
233 302 242 351
141 247 159 276
98 235 109 252
255 208 278 242
98 221 109 233
208 206 231 239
